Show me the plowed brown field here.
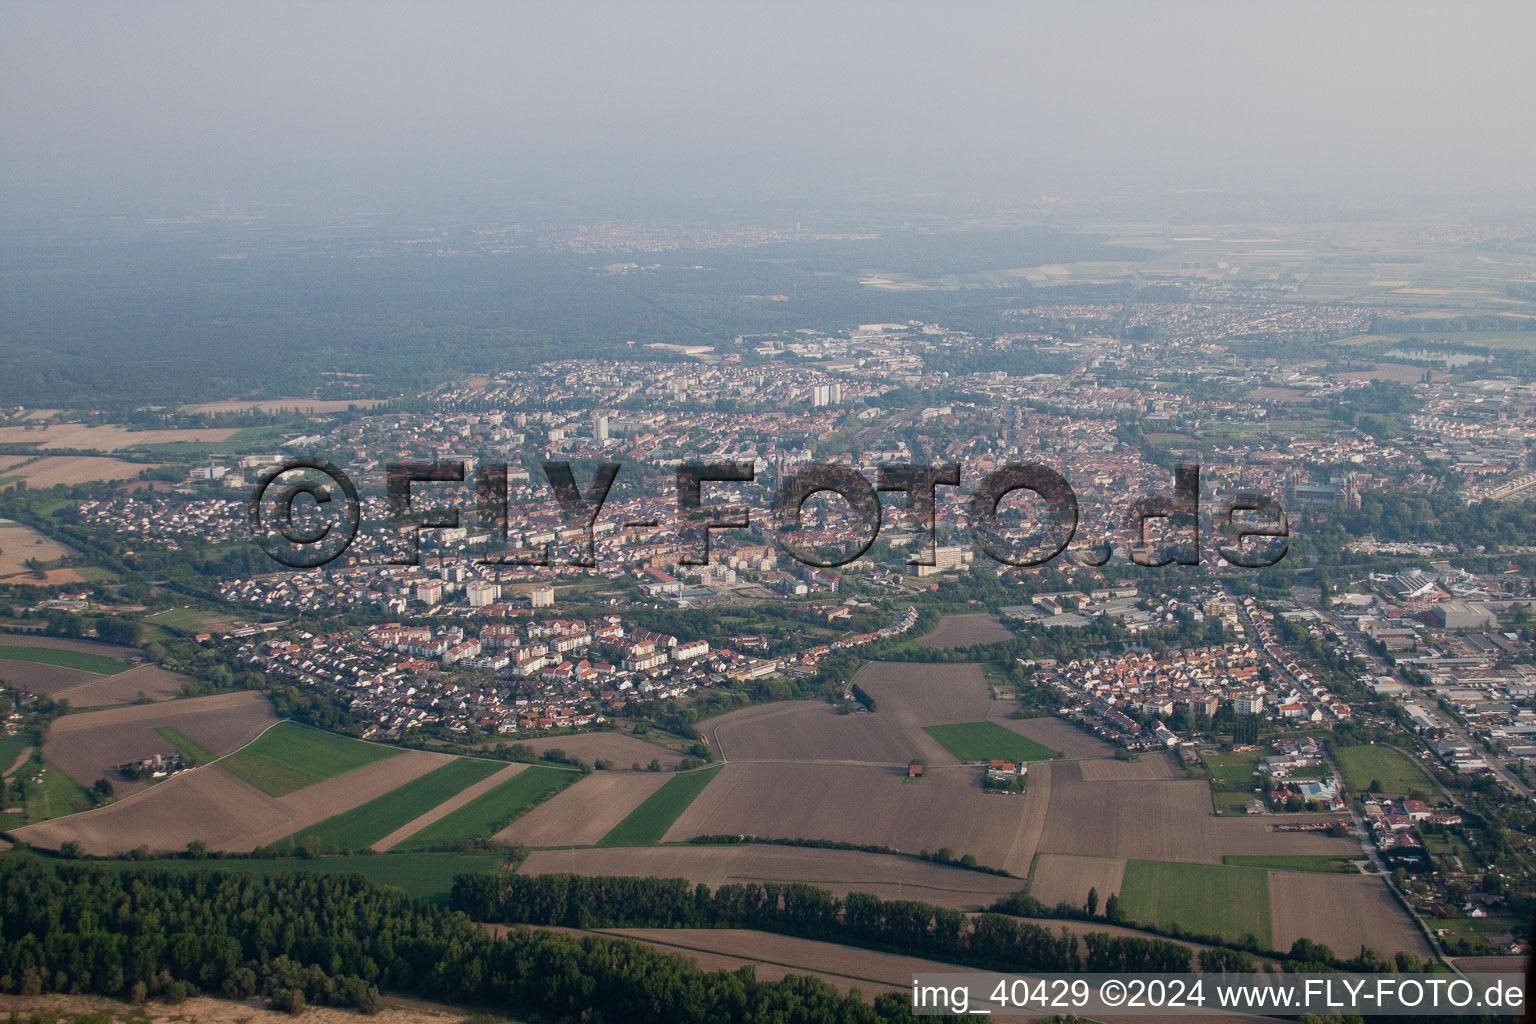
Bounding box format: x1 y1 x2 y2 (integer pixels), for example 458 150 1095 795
1268 872 1432 958
496 771 670 847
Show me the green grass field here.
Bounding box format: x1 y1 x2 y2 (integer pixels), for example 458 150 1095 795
0 729 37 777
220 723 402 797
154 726 214 765
293 758 508 851
1223 854 1356 873
395 766 572 850
1211 788 1260 815
0 644 130 675
23 760 95 824
922 722 1060 763
597 766 723 848
1118 860 1272 947
63 851 503 904
1201 749 1261 788
1333 744 1433 796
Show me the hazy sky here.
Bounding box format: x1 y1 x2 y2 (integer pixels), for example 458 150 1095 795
4 1 1534 214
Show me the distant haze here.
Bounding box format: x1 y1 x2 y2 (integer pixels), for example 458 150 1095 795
3 1 1535 215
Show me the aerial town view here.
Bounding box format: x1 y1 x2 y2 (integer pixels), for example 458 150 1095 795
0 3 1532 1023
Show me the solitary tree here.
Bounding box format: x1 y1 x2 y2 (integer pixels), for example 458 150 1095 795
1086 886 1099 917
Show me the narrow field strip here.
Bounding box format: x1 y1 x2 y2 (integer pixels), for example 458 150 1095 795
597 766 722 848
372 762 527 851
394 765 573 850
292 757 510 851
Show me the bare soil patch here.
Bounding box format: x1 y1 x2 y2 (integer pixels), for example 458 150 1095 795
53 663 195 705
0 660 97 695
705 700 955 765
1211 816 1364 859
42 690 276 794
1038 761 1222 863
496 770 669 847
916 612 1012 648
0 522 71 577
1029 853 1127 910
9 456 161 486
662 760 1049 875
518 844 1024 910
0 424 237 451
1268 871 1432 958
518 731 684 769
1076 752 1181 781
991 713 1113 759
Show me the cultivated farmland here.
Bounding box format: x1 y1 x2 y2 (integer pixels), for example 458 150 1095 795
1119 860 1272 947
989 713 1114 759
1036 760 1360 864
1036 762 1225 862
293 757 509 851
701 661 999 766
51 665 197 707
597 767 722 847
662 760 1051 875
0 423 238 450
914 613 1012 648
42 690 277 795
923 721 1059 762
0 522 72 579
392 766 572 850
0 642 131 676
14 749 452 855
517 844 1024 911
374 764 527 851
220 722 402 796
497 771 671 847
515 731 685 769
1028 853 1126 911
2 456 157 487
1268 872 1433 958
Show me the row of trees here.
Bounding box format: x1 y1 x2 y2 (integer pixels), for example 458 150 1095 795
450 872 1194 974
0 861 953 1023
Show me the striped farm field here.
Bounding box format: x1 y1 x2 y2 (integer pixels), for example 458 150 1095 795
220 722 402 796
394 766 573 850
291 757 508 851
597 766 722 847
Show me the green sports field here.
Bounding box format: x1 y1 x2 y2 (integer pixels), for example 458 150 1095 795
292 757 507 851
922 722 1060 762
1333 744 1433 796
219 722 402 797
394 766 572 850
597 766 722 847
0 644 130 675
1118 860 1272 947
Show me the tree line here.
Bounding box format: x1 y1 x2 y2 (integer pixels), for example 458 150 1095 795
0 860 956 1023
450 871 1201 974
